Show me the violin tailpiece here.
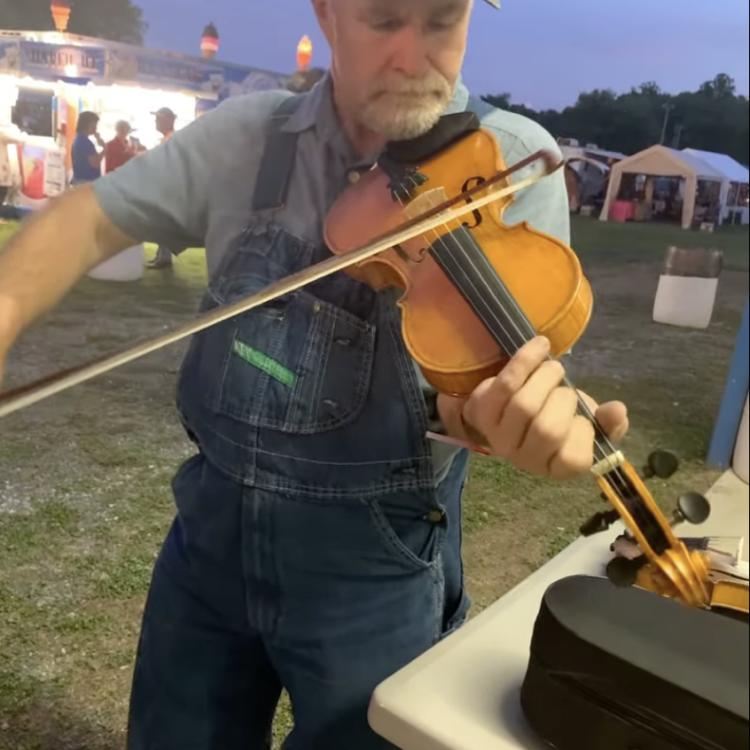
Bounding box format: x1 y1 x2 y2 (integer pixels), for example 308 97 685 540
377 158 428 203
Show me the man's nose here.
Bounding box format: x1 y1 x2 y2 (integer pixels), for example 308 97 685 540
388 25 430 78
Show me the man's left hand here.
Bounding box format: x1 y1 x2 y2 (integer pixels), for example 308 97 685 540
437 337 629 480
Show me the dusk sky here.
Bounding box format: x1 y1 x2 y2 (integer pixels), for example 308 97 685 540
141 0 749 110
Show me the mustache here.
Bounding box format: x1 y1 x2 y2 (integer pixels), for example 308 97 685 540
371 73 451 98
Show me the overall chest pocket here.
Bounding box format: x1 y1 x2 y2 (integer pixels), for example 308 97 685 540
206 271 377 435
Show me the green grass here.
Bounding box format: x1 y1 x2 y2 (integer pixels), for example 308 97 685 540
0 215 748 748
570 214 749 270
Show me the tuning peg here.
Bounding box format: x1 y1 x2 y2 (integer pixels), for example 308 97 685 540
606 555 648 588
642 450 680 480
671 492 711 526
580 509 621 537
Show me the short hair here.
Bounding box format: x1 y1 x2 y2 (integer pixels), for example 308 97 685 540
76 111 100 134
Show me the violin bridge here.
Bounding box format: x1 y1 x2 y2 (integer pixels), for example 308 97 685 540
591 451 625 477
401 188 450 221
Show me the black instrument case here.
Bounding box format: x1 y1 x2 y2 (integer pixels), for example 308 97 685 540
520 575 748 750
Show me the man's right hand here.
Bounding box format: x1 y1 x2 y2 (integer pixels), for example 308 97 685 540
0 186 138 396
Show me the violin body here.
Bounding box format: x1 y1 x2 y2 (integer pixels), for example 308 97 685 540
712 578 750 617
633 562 749 617
608 531 748 615
325 126 593 397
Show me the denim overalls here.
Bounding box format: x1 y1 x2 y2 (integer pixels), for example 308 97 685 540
127 96 471 750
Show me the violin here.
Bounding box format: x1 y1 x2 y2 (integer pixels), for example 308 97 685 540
0 111 727 615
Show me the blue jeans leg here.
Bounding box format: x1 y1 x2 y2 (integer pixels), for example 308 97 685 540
127 456 283 750
127 451 469 750
266 453 470 749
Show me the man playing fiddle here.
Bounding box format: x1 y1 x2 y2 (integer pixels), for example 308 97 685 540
0 1 628 748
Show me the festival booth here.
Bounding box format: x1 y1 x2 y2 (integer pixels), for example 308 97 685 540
0 20 288 213
683 148 750 226
563 156 611 213
0 7 291 281
599 144 725 229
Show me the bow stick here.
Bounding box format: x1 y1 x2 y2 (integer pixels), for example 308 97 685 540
0 150 563 419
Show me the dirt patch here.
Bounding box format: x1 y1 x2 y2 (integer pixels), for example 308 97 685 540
573 263 744 376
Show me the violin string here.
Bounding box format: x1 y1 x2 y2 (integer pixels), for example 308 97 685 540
396 171 629 492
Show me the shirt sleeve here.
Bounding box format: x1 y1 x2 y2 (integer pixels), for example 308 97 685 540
91 97 263 248
493 119 571 247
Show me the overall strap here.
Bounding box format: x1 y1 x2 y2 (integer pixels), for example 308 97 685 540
251 94 305 213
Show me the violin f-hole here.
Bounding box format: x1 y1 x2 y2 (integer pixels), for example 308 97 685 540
461 176 486 229
392 243 428 264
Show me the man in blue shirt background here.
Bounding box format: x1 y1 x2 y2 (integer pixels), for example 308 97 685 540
70 111 104 185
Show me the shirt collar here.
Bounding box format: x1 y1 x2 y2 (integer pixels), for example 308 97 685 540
281 72 471 141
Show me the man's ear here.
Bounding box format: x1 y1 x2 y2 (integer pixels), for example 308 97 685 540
311 0 331 25
311 0 337 43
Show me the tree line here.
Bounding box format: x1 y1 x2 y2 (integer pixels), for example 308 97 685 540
482 74 749 166
0 0 146 46
3 2 747 166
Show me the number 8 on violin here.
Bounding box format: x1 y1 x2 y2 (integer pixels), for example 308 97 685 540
0 111 729 614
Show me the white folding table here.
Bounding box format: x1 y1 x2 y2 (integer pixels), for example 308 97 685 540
369 471 749 750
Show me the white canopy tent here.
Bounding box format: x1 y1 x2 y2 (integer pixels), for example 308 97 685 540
599 145 724 229
683 148 749 225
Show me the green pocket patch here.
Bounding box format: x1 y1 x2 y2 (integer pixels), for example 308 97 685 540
232 340 297 387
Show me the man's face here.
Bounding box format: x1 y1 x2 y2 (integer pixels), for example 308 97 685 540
116 122 131 138
313 0 472 141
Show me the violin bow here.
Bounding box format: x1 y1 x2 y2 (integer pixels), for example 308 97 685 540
0 150 563 420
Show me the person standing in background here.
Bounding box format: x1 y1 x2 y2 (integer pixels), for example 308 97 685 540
70 111 105 186
148 107 187 269
0 127 24 207
153 107 177 142
104 121 139 174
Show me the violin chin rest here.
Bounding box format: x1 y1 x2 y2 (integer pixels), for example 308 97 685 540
381 112 481 164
